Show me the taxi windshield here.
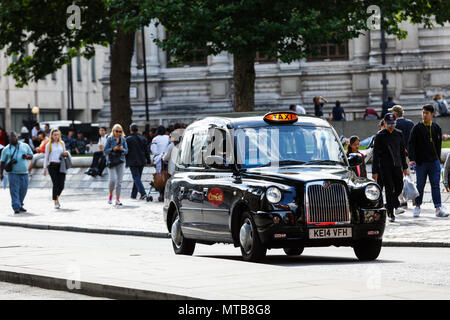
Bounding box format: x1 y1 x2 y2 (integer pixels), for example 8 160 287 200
235 125 346 168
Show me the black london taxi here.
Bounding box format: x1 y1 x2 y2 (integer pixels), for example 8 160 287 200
163 111 386 262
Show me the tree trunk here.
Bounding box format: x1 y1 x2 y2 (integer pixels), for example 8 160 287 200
109 28 135 134
233 51 255 112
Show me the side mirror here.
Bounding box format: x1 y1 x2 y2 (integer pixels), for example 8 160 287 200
205 155 228 169
347 153 363 167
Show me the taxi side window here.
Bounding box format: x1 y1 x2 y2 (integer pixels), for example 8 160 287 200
190 128 208 167
179 129 193 167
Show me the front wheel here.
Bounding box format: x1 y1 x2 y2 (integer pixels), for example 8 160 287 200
171 209 195 255
283 247 304 256
353 239 382 261
239 212 267 262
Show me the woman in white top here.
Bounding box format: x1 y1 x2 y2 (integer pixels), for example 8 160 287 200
44 129 68 209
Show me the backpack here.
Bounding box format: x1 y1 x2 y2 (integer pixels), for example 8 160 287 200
437 100 449 116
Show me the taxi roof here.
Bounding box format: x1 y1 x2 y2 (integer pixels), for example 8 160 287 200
196 111 331 129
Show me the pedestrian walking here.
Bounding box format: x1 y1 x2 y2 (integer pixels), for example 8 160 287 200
163 128 184 176
104 124 128 206
346 136 367 178
389 105 414 153
43 129 69 209
329 100 346 121
372 113 408 222
389 105 415 208
381 96 396 118
432 93 450 117
151 126 170 201
313 96 328 118
126 123 151 200
0 132 34 214
409 104 448 217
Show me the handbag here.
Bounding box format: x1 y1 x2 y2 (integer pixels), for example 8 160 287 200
402 175 419 200
108 137 124 168
108 151 124 168
5 145 19 172
153 161 169 189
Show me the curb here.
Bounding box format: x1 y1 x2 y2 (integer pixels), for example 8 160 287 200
0 222 170 239
1 221 450 248
0 270 198 300
382 241 450 248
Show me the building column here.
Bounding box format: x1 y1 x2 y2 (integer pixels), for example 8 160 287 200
209 51 230 73
352 31 370 62
147 21 160 74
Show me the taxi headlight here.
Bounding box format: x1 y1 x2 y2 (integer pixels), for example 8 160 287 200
365 184 381 201
266 187 282 203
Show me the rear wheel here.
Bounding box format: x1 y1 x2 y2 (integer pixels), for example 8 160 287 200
239 212 267 262
283 247 304 256
353 239 382 261
171 209 195 255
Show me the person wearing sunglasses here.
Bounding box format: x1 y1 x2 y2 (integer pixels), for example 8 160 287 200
104 124 128 206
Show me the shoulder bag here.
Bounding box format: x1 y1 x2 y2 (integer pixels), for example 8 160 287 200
5 145 19 172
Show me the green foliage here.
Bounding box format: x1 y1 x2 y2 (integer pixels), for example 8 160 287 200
147 0 450 63
0 0 152 87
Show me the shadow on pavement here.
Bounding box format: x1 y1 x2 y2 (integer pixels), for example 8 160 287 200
196 254 400 266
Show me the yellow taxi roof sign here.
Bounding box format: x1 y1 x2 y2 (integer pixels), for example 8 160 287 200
263 111 298 124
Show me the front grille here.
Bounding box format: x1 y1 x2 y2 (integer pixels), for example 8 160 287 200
305 181 350 224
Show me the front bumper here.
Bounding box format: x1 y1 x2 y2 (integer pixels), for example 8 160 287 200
253 208 386 249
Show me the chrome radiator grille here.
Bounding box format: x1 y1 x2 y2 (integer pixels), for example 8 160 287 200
305 181 350 224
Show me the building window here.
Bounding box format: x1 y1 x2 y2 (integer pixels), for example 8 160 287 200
76 55 82 81
167 48 208 68
165 32 207 68
91 57 96 82
307 42 348 61
255 52 277 64
51 72 56 81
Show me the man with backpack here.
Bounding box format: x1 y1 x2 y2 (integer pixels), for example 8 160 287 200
432 94 450 117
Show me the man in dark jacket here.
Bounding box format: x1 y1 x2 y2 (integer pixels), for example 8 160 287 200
126 123 151 200
372 113 408 222
409 104 448 218
389 105 414 154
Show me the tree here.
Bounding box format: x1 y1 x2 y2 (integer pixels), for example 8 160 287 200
0 0 151 132
147 0 450 112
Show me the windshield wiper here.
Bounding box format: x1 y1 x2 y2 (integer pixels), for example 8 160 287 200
304 160 345 166
278 160 306 166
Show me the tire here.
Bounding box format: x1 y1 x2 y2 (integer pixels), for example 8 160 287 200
353 239 382 261
283 247 304 256
171 209 195 255
239 212 267 262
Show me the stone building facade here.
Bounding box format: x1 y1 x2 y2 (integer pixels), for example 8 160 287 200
0 45 106 133
97 21 450 128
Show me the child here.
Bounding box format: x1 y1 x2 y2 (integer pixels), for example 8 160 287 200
347 135 367 178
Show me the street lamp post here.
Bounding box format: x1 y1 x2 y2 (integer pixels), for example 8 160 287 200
380 10 388 104
141 27 150 131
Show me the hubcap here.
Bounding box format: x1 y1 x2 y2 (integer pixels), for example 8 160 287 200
239 218 254 254
171 217 182 249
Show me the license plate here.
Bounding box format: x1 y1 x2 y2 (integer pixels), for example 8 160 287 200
309 227 352 239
